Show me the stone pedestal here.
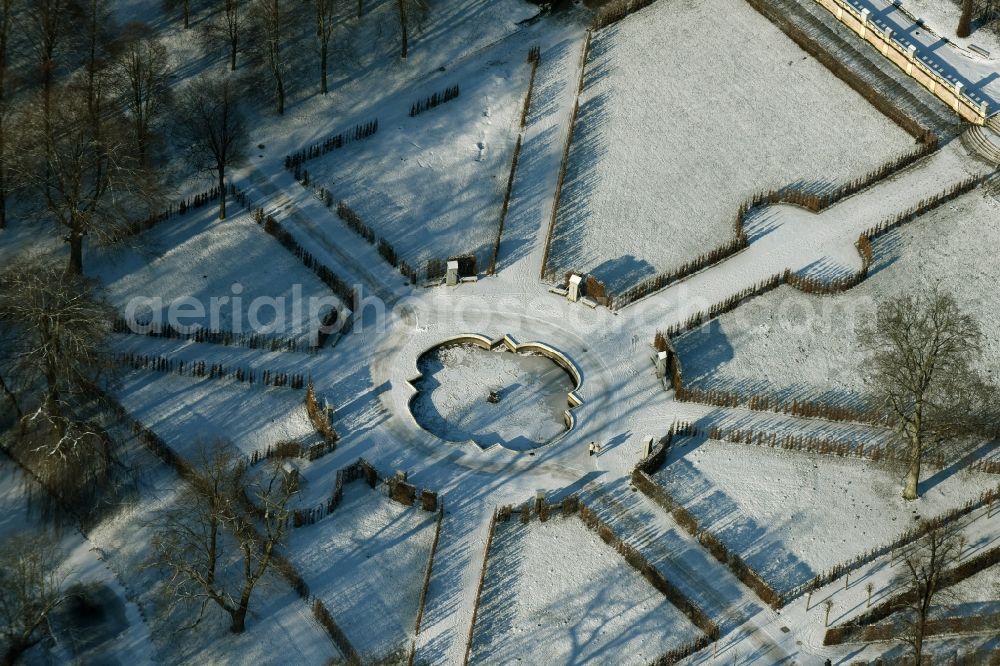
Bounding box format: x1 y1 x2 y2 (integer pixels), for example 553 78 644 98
446 260 460 286
567 274 583 302
642 436 654 459
655 350 669 378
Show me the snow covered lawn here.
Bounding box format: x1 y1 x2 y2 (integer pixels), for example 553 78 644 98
91 206 340 348
302 46 531 274
113 372 318 461
653 437 999 596
673 190 1000 407
469 515 704 664
547 0 916 292
287 482 438 662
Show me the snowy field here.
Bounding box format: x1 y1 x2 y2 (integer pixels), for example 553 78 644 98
112 372 318 460
89 485 340 666
469 515 704 664
673 189 1000 408
547 0 916 291
930 561 1000 620
287 482 438 662
653 437 998 595
410 344 575 450
91 206 340 348
302 49 530 274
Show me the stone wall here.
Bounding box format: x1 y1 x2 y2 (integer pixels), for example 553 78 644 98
814 0 989 124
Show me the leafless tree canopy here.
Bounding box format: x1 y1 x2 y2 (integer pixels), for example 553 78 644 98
175 73 247 219
859 291 996 500
894 521 964 664
0 258 113 450
0 532 68 666
149 441 295 634
113 22 170 163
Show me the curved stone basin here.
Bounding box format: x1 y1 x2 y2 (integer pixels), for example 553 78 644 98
410 341 579 451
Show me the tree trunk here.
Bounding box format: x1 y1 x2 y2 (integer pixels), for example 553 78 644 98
958 0 974 37
2 639 30 666
275 74 284 115
68 228 84 276
319 42 328 95
183 0 190 28
913 620 924 664
398 0 408 59
229 38 238 71
218 168 227 220
903 437 921 500
357 0 362 18
230 584 254 633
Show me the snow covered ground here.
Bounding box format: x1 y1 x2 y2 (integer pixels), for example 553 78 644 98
674 188 1000 407
654 437 998 596
0 449 155 666
112 372 318 461
287 482 438 662
91 206 340 348
469 515 704 664
410 344 575 451
301 47 531 274
547 0 915 292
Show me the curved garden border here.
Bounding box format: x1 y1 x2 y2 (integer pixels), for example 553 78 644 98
406 333 584 453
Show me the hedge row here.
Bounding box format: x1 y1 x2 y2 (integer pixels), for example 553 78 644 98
111 316 310 354
256 211 356 307
743 0 943 142
591 0 661 30
612 142 940 310
116 352 307 389
824 542 1000 645
464 508 500 666
334 201 418 283
120 182 252 239
501 493 719 663
487 47 541 275
633 431 1000 609
284 119 379 171
655 174 993 423
540 30 591 281
409 84 460 117
414 504 445 636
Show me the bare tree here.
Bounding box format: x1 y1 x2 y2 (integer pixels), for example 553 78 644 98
149 441 295 634
250 0 287 114
0 533 68 666
859 291 995 500
175 74 247 219
24 0 75 128
113 23 170 162
894 521 962 664
163 0 194 28
0 258 113 450
314 0 336 95
395 0 426 59
215 0 244 71
0 0 20 230
16 76 146 275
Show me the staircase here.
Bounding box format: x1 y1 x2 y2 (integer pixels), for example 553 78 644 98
962 123 1000 166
